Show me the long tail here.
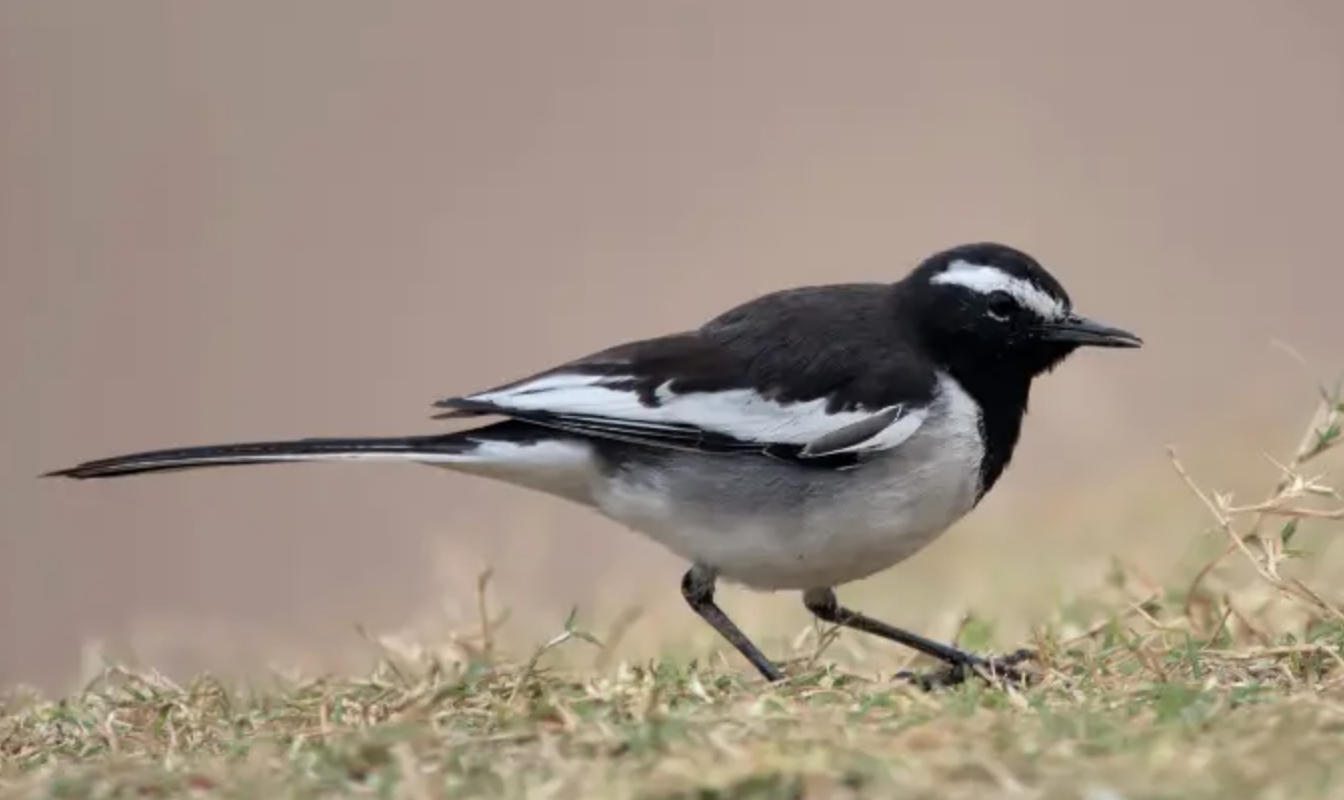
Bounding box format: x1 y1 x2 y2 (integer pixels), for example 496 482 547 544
44 433 478 480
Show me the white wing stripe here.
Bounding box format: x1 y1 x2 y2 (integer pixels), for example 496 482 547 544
489 373 608 396
466 374 926 452
808 407 929 456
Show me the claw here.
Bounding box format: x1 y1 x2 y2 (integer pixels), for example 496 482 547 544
895 648 1039 691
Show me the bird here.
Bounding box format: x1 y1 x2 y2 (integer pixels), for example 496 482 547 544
46 242 1142 684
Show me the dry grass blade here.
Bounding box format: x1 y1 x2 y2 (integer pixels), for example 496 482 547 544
1171 374 1344 631
1184 357 1344 615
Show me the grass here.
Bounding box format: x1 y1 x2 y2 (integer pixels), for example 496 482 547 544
4 369 1344 799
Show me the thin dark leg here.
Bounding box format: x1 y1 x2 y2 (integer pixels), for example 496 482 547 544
681 566 784 682
802 587 1033 686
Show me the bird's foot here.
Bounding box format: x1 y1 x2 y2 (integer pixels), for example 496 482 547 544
894 648 1038 691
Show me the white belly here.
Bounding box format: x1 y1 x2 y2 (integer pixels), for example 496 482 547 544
593 375 986 591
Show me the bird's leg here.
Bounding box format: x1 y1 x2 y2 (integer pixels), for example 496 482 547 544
802 587 1035 688
680 565 785 682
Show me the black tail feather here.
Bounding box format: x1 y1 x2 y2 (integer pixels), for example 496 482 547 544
43 434 467 480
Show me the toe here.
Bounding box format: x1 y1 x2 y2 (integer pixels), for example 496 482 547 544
894 649 1040 691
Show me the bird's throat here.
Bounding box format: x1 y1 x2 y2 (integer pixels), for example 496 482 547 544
945 362 1033 501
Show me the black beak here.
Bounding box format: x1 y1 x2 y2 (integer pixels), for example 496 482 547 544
1037 314 1143 348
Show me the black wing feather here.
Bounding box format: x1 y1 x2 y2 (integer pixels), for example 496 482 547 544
431 284 939 462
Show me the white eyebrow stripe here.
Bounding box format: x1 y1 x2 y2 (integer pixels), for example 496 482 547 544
930 260 1068 320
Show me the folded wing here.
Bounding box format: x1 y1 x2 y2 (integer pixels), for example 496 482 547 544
432 331 930 462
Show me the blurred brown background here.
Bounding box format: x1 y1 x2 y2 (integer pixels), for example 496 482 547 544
3 1 1343 692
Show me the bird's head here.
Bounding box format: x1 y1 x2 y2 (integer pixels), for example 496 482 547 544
904 242 1142 379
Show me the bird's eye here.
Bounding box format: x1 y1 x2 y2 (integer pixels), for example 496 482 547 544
986 291 1016 320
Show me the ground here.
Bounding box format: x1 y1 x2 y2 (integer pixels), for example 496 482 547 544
3 389 1342 799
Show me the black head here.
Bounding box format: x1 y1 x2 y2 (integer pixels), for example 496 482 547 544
901 242 1141 378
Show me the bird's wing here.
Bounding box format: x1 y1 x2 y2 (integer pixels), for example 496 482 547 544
433 308 936 462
